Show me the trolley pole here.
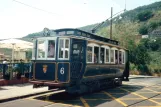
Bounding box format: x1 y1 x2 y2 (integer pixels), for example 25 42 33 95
110 7 113 39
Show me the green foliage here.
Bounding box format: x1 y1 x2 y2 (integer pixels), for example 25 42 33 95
120 1 161 22
127 39 151 74
137 11 153 21
135 44 151 65
148 21 159 30
139 24 148 35
24 32 43 38
140 38 161 51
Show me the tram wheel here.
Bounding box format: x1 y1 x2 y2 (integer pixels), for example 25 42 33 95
114 78 122 86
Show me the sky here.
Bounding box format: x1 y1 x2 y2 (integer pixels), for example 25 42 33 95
0 0 160 39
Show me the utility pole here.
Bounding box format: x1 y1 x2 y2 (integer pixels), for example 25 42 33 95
110 7 113 39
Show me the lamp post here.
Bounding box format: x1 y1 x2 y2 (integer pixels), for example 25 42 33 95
110 7 113 39
11 43 15 63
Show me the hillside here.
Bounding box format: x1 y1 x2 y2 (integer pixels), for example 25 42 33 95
24 1 161 38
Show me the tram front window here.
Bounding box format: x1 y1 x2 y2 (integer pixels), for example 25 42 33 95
65 39 69 58
37 40 45 58
59 39 64 58
58 38 70 60
47 40 55 58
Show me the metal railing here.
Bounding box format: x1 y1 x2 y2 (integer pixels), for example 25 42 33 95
0 62 31 80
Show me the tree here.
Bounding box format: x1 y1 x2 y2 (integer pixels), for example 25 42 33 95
128 39 151 65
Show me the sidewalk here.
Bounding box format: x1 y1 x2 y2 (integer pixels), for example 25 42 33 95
0 83 49 103
129 75 155 79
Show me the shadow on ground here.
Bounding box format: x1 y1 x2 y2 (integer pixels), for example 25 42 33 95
34 83 145 107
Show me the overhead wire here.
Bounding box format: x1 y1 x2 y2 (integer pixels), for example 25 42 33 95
12 0 62 16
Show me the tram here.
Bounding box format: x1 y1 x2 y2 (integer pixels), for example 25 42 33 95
29 28 129 94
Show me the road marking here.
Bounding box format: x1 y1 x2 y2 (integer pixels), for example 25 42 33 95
120 98 144 100
152 98 161 100
27 97 54 104
84 98 112 100
102 91 128 107
109 92 128 94
27 90 65 99
80 97 90 107
136 106 161 107
148 86 161 88
145 88 161 94
119 87 161 105
136 92 161 94
43 103 82 107
28 96 81 107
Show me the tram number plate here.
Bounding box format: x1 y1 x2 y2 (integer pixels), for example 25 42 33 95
60 67 64 75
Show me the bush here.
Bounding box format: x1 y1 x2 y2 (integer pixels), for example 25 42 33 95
148 21 159 30
137 11 153 21
139 25 148 35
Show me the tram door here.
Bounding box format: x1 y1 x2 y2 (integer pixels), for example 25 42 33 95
71 39 86 79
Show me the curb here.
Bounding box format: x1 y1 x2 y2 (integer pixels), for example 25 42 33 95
129 75 156 79
0 90 55 103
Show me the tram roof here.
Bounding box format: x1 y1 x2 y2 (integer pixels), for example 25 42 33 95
53 28 119 45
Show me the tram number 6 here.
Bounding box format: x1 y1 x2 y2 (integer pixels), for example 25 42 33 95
60 67 64 75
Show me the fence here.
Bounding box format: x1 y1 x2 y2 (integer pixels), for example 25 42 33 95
0 62 31 80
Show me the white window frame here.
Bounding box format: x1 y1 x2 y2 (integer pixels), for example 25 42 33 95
94 45 100 64
87 43 99 63
36 37 57 60
58 38 70 60
101 45 110 64
111 47 118 64
120 49 125 64
100 47 105 64
37 39 47 60
46 38 57 60
87 45 93 63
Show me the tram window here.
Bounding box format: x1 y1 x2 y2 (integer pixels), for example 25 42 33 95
100 48 105 63
87 46 93 63
65 39 69 48
122 51 125 64
47 40 55 58
110 49 114 63
37 40 45 58
65 39 69 58
94 47 99 63
58 38 70 60
119 51 122 64
106 48 110 63
65 50 68 58
115 50 118 64
59 39 64 58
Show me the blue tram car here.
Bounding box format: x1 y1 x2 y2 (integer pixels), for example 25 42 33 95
30 28 129 94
